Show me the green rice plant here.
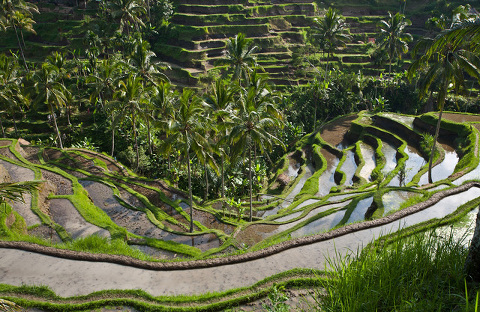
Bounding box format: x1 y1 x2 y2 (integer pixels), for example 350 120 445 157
313 231 480 311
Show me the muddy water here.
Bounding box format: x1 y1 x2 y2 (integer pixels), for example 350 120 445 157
382 142 398 176
359 142 375 181
79 180 220 252
49 198 110 239
419 144 459 185
341 149 357 186
382 191 417 216
286 162 301 178
0 159 39 226
345 197 373 224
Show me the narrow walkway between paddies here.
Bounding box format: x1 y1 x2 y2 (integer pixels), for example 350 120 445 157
1 185 479 297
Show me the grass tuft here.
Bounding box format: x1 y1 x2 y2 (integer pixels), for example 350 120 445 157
315 231 480 311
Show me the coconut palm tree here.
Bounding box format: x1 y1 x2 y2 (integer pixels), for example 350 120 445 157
33 63 69 149
87 58 123 156
310 7 351 73
408 14 480 184
0 0 38 71
378 12 412 77
0 54 23 137
219 33 258 85
229 73 284 221
204 79 237 200
105 0 146 35
151 80 176 168
128 37 168 86
113 73 146 169
165 88 213 232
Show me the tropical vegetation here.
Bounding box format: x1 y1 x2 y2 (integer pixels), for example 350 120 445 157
1 0 480 310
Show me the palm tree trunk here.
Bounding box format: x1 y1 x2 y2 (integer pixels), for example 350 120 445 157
111 112 115 157
20 30 27 51
12 114 18 138
12 23 28 73
50 105 63 149
132 110 139 169
465 205 480 281
204 162 208 201
187 151 194 233
0 117 5 137
428 102 444 184
221 154 225 199
147 116 152 154
249 143 253 222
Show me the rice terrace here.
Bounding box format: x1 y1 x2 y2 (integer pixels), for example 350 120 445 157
1 0 480 311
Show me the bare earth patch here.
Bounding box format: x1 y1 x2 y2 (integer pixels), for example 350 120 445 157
320 114 357 147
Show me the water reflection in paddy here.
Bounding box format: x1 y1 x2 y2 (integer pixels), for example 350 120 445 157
382 142 397 176
380 113 415 128
388 146 425 187
453 162 480 186
419 144 458 185
317 150 340 197
274 201 352 236
382 191 417 215
359 142 375 181
434 207 478 247
328 193 356 202
263 164 316 217
346 197 373 224
341 150 357 186
292 186 480 241
403 146 426 183
290 209 346 239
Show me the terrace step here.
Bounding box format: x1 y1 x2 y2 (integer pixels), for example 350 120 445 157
176 4 244 15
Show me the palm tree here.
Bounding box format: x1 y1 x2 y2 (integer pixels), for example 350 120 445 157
88 58 123 155
310 7 352 73
128 38 169 154
0 54 23 137
378 12 412 77
204 79 237 200
219 33 258 85
33 63 69 149
113 73 146 169
408 14 480 184
128 37 168 86
0 0 38 71
151 80 176 168
105 0 146 35
165 88 212 232
229 74 284 221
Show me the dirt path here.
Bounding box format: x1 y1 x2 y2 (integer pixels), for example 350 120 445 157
1 184 479 298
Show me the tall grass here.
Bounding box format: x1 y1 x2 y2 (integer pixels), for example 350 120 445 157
312 231 480 311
